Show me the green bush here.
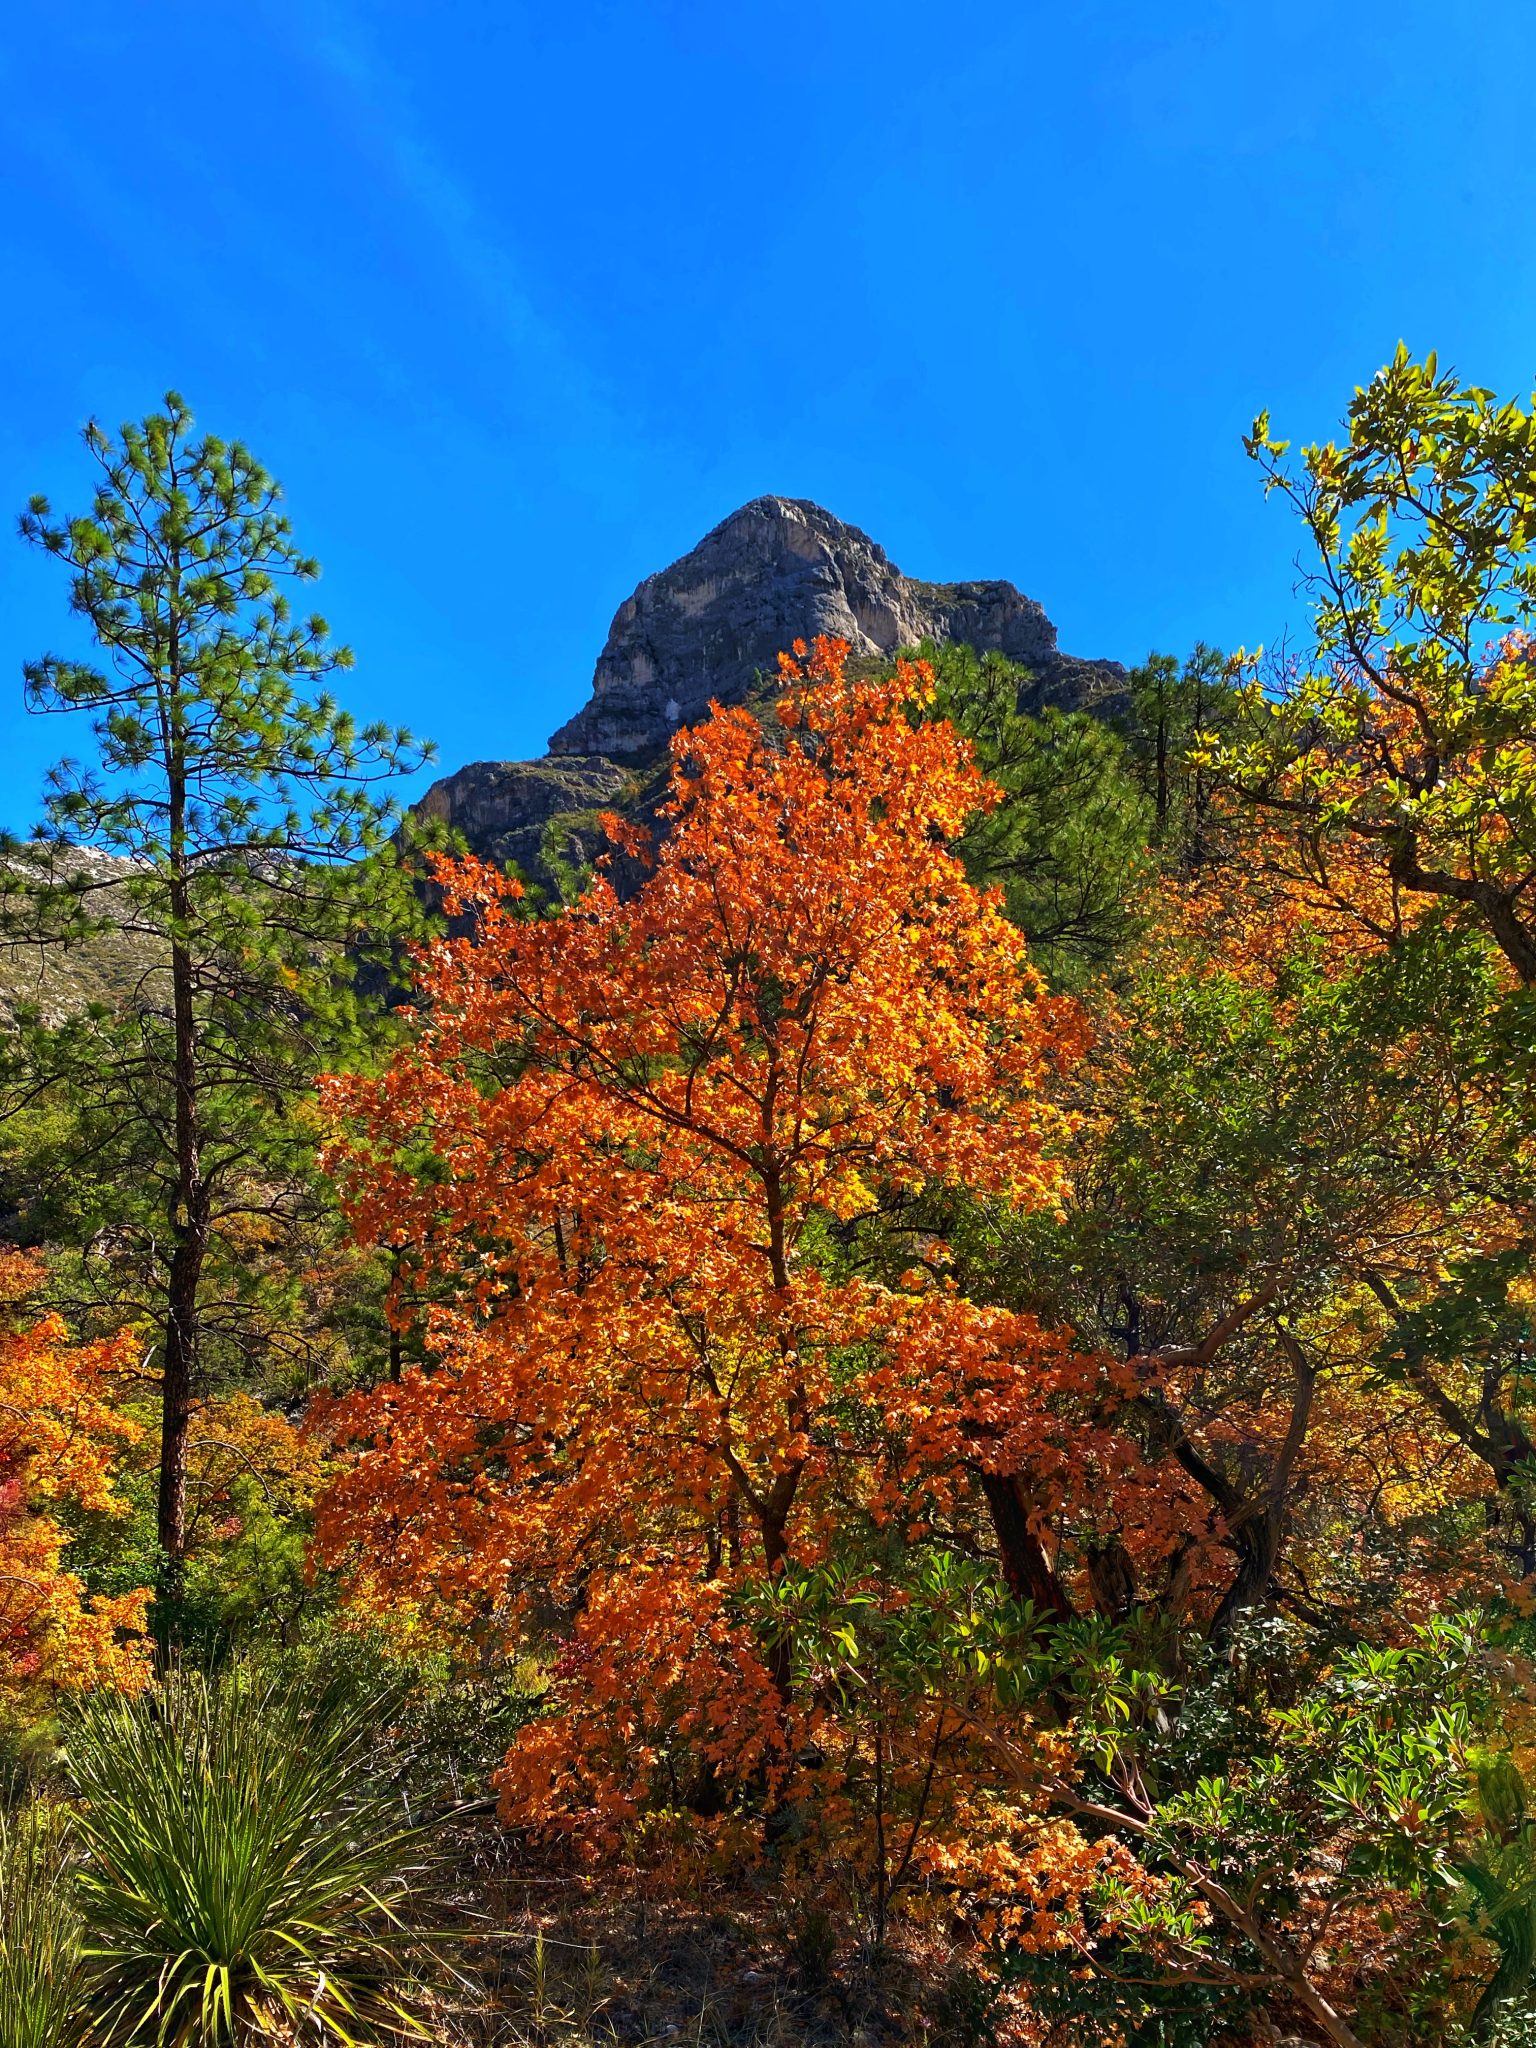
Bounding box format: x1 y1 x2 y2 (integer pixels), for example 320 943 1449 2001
68 1660 441 2044
0 1802 88 2048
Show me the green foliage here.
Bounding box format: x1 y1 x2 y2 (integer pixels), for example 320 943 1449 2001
1145 1622 1479 1895
1084 923 1508 1309
988 1616 1489 2046
1216 344 1536 983
68 1659 442 2045
920 642 1153 983
1428 1759 1536 2044
1248 346 1536 681
4 386 438 1071
786 1555 1496 2040
12 393 426 861
0 1803 88 2048
962 915 1515 1342
915 639 1242 981
0 393 443 1612
1487 2004 1536 2048
1120 643 1237 870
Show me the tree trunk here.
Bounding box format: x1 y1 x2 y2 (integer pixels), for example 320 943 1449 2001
980 1472 1074 1621
157 771 203 1627
157 1213 205 1594
154 554 203 1622
760 1482 801 1700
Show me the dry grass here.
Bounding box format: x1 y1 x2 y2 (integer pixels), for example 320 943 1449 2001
427 1817 1005 2048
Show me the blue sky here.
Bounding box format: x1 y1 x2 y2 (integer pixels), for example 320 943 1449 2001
3 0 1534 828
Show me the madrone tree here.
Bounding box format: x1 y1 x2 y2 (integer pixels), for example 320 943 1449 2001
2 395 433 1615
1216 345 1536 978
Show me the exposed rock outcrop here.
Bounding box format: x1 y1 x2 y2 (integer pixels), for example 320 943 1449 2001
548 497 1120 758
413 755 631 884
7 504 1127 1012
414 495 1125 880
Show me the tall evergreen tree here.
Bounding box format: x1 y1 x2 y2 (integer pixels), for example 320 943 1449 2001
1122 641 1235 872
1 394 434 1616
923 643 1152 985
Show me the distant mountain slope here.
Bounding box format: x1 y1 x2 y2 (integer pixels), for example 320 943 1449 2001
1 501 1129 1014
0 849 165 1025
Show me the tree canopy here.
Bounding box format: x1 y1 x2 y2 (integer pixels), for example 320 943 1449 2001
8 361 1536 2046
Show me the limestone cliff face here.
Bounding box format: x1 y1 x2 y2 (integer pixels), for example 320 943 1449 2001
414 496 1124 877
548 496 1118 758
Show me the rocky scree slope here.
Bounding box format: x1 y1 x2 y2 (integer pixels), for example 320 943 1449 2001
0 847 167 1027
414 497 1125 888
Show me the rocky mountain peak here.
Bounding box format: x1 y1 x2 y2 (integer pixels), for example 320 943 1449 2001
547 495 1084 759
415 497 1125 882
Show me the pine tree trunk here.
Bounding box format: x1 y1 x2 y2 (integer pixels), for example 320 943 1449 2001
157 780 204 1624
157 1220 203 1583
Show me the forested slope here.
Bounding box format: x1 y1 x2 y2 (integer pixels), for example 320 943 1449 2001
3 355 1536 2047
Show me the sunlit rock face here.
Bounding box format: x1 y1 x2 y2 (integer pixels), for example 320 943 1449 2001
414 495 1125 881
546 495 1120 759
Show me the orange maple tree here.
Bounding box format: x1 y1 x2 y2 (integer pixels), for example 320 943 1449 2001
316 637 1125 1838
0 1253 149 1711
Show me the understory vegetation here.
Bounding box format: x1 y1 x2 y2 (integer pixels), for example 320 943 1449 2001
3 350 1536 2044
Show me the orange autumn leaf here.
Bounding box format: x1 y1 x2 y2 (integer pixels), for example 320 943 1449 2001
0 1253 150 1710
314 637 1116 1839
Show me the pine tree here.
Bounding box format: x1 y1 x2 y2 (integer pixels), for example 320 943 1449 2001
1122 642 1234 873
2 394 435 1621
923 643 1152 985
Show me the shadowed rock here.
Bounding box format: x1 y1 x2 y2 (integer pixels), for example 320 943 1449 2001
413 755 632 885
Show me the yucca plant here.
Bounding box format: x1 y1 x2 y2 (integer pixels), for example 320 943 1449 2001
0 1801 89 2048
1460 1758 1536 2040
67 1660 440 2045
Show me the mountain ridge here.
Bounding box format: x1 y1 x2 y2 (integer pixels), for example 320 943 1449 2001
415 495 1126 882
